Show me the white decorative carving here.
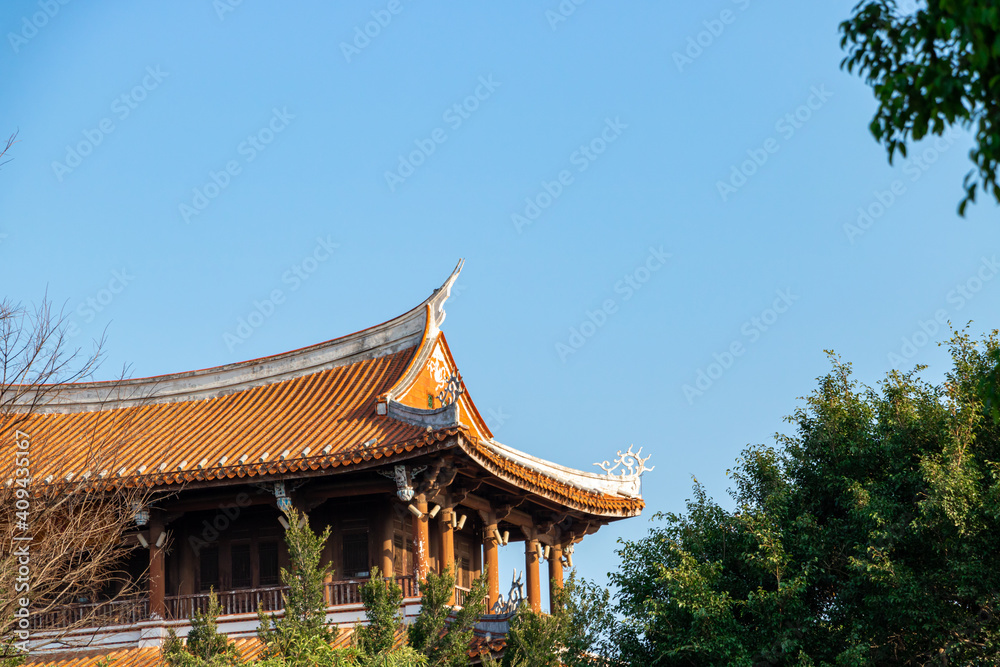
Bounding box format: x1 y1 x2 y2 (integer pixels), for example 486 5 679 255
427 260 463 338
428 346 451 391
273 481 292 511
592 445 653 498
491 569 526 615
436 372 464 407
594 445 654 477
378 464 428 502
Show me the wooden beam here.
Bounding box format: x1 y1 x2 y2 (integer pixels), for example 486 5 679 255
458 493 546 532
300 481 395 503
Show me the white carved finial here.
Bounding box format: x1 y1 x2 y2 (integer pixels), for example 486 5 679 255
594 444 654 478
426 259 464 337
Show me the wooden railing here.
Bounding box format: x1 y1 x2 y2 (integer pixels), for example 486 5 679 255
28 596 150 630
28 575 422 628
453 585 487 608
397 575 418 598
325 579 363 606
454 586 471 607
165 585 286 619
325 574 418 606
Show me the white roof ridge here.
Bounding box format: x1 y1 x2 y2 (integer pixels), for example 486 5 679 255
16 261 464 413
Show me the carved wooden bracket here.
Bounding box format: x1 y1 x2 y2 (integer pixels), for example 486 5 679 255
451 479 483 505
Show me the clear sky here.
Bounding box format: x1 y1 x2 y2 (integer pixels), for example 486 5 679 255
2 1 998 607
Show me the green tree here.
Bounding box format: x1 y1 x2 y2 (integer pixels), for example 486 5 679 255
361 646 427 667
162 590 243 667
611 333 1000 665
356 567 404 659
497 574 615 667
408 566 488 667
840 1 1000 214
256 508 357 667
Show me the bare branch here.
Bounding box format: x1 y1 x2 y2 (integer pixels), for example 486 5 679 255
0 130 18 170
0 295 151 656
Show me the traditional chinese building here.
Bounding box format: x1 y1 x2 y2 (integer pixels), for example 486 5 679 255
9 262 648 663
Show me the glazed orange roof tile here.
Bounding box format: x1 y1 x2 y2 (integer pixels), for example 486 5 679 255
1 262 647 518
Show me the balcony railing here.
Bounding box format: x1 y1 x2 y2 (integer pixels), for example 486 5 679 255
165 585 287 619
166 575 420 619
454 585 472 607
27 575 421 629
324 574 419 605
28 596 150 630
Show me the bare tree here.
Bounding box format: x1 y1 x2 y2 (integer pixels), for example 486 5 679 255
0 298 151 660
0 131 17 170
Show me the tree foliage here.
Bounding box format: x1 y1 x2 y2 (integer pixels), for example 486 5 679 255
162 590 244 667
840 0 1000 215
497 574 615 667
356 567 405 660
256 508 356 667
408 566 488 667
612 333 1000 665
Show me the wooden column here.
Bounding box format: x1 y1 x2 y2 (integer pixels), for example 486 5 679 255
484 526 500 610
412 496 430 583
548 544 564 613
440 508 456 603
321 537 334 606
149 515 166 620
525 539 541 613
177 529 195 596
380 502 395 579
472 527 483 576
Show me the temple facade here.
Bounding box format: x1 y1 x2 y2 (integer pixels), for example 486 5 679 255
8 262 648 663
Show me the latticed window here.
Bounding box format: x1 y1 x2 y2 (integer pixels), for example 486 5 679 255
341 518 369 577
458 557 471 588
393 535 405 575
199 546 219 591
342 532 369 577
259 541 280 586
231 543 252 588
393 512 414 576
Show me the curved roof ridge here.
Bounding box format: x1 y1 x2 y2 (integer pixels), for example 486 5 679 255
22 261 464 413
481 438 646 500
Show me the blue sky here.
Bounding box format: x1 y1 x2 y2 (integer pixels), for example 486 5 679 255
2 1 998 605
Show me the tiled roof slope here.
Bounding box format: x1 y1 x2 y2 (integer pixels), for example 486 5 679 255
1 262 648 517
9 347 426 489
27 636 264 666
